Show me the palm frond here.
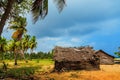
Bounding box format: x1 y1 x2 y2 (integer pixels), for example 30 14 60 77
32 0 43 23
8 25 19 30
16 0 23 4
54 0 66 13
32 0 48 23
42 0 48 18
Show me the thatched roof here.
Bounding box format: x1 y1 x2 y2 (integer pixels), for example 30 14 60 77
53 46 96 61
95 50 115 58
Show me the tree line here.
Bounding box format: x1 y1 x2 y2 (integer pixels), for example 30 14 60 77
0 34 37 65
0 51 53 60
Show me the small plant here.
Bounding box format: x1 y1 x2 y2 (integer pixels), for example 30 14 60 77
0 68 5 79
2 61 8 71
25 60 28 63
36 59 40 63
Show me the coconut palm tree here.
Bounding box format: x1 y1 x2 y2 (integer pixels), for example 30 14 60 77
29 36 37 54
20 34 31 59
0 37 7 60
8 16 27 41
8 16 27 65
5 39 18 65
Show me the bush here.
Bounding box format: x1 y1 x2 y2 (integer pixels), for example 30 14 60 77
0 68 5 79
0 67 38 79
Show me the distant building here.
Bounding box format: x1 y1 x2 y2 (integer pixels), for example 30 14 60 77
53 46 100 72
95 50 114 65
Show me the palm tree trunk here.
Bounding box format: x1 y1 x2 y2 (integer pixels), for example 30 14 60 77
14 50 17 65
0 0 15 36
20 50 28 63
14 54 17 65
20 50 25 59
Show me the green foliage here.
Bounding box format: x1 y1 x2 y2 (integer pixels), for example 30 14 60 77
36 59 40 63
0 59 53 79
32 0 66 23
2 62 8 71
0 36 53 61
0 67 37 79
114 47 120 57
29 51 53 60
0 51 53 60
114 52 120 57
0 36 7 52
0 0 32 19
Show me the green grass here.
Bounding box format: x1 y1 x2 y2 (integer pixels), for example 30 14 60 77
0 59 54 67
0 59 54 79
1 60 53 71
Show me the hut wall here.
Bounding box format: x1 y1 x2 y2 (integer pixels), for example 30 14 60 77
96 51 114 65
54 60 100 71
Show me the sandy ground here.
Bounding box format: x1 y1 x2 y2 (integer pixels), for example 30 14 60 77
37 64 120 80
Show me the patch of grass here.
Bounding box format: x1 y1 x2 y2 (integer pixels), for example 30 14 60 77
34 59 54 65
0 59 54 68
0 59 54 79
114 58 120 60
0 67 38 79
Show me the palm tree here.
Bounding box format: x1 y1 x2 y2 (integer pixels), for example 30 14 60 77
20 34 31 59
8 16 27 65
5 39 18 65
8 16 27 41
29 36 37 54
0 37 7 60
0 0 15 35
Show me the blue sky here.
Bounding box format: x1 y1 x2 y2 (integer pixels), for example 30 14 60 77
2 0 120 56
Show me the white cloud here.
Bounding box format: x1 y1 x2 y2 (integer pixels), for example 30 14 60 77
70 38 82 43
55 41 73 47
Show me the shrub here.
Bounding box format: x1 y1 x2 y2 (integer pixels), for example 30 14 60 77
0 68 5 79
0 67 38 79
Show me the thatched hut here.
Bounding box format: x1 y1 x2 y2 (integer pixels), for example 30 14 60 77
53 46 100 71
95 50 114 65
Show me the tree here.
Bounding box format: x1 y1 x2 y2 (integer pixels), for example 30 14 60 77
114 47 120 57
8 16 27 65
8 16 27 41
29 36 37 54
0 0 15 35
0 37 7 60
20 34 30 59
5 40 15 59
0 0 66 35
